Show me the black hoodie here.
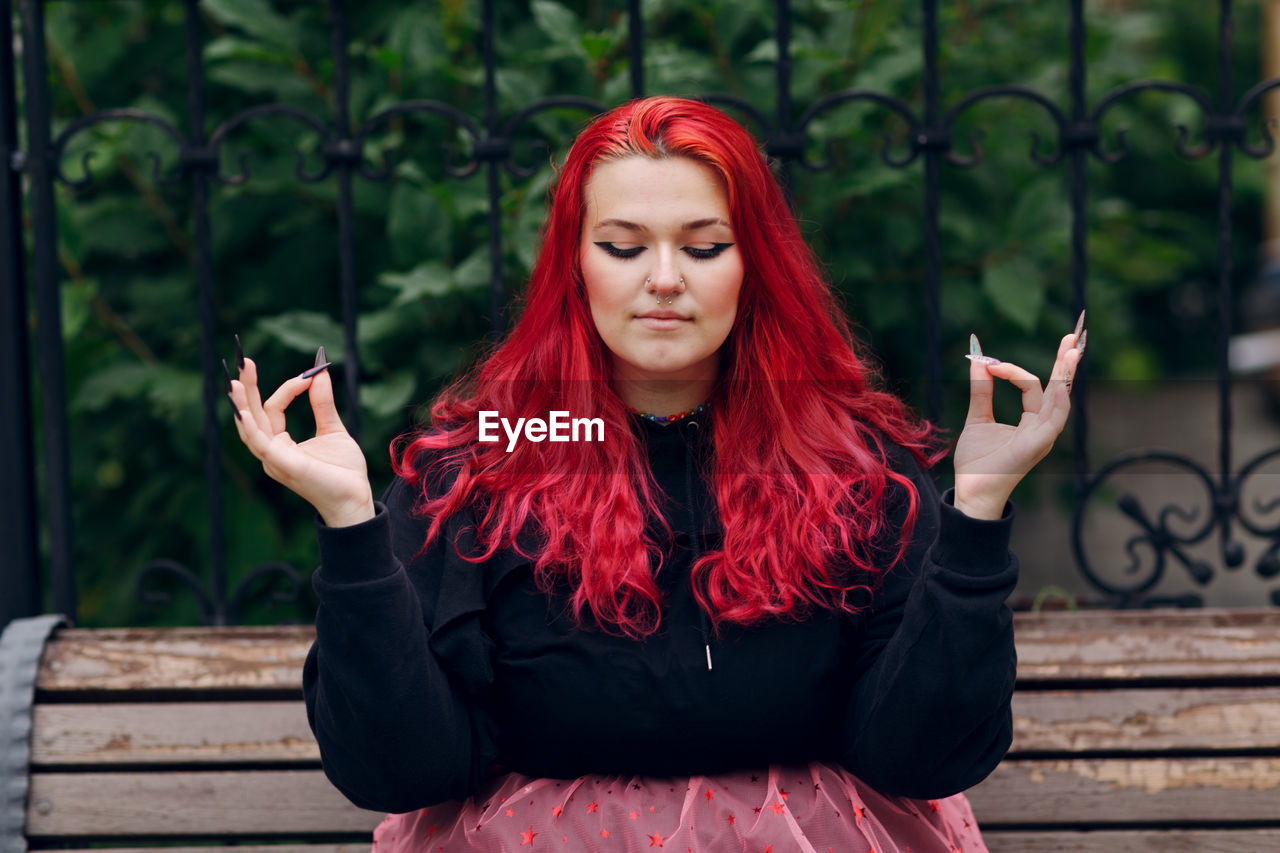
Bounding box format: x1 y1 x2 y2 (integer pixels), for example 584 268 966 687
303 410 1018 815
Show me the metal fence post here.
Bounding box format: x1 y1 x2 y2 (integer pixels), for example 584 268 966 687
0 0 42 630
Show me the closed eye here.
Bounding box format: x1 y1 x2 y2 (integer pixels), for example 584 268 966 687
684 243 734 260
594 242 644 259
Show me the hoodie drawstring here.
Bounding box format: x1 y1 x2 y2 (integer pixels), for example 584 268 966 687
683 419 712 671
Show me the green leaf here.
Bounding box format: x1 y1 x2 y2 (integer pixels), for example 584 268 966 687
531 0 582 49
982 257 1046 333
206 63 315 100
70 362 200 424
361 372 417 417
387 182 452 263
256 312 345 361
379 261 455 306
204 35 288 64
1010 176 1068 245
200 0 302 52
581 31 614 63
61 277 98 340
453 248 493 291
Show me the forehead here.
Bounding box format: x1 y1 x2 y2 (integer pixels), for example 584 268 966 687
582 156 730 225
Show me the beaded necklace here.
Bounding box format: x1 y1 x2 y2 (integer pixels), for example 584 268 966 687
626 400 710 425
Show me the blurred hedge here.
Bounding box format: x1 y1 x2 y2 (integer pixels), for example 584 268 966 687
33 0 1266 625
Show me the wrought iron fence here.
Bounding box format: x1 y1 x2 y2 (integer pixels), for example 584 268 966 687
3 0 1280 628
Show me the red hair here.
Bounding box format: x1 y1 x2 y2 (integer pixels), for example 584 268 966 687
394 97 946 639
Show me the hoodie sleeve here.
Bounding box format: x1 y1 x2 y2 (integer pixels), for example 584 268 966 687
302 472 503 814
836 442 1018 799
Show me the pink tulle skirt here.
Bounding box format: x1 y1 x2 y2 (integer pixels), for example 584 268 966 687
372 760 987 852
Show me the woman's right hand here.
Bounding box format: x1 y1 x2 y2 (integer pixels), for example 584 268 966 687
228 352 376 528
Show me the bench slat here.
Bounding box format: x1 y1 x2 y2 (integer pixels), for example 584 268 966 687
969 757 1280 824
1013 609 1280 682
1011 686 1280 752
32 687 1280 768
38 627 312 694
26 771 381 836
34 612 1280 694
31 702 318 765
985 829 1280 852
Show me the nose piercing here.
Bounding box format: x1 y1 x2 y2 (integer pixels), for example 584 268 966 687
647 276 685 305
645 275 686 302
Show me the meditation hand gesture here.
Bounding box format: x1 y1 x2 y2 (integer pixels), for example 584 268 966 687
952 316 1086 520
227 347 376 528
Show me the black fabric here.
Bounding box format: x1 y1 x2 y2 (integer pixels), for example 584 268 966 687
303 412 1018 813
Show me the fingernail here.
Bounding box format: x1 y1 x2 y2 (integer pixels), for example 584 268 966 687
964 332 1001 365
1077 328 1087 354
234 334 245 371
226 394 241 422
221 358 233 395
314 346 326 368
1073 309 1086 341
299 361 333 379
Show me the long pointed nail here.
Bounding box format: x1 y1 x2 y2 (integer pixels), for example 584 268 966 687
299 361 332 380
221 358 233 395
314 346 326 368
965 332 1001 365
226 394 241 421
1073 309 1086 350
1078 328 1087 354
234 335 245 371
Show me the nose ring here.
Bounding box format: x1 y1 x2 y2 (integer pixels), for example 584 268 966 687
647 276 685 305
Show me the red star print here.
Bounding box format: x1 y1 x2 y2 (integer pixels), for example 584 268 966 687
650 806 656 812
629 811 639 820
779 789 789 800
587 802 598 814
601 829 609 838
929 800 940 812
854 805 865 825
753 806 762 814
765 846 773 853
768 799 786 816
551 805 562 818
426 823 438 836
519 826 536 846
705 790 715 801
505 808 514 817
963 819 971 829
648 832 666 847
727 814 736 824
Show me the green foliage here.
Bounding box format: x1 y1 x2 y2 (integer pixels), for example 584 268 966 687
33 0 1267 625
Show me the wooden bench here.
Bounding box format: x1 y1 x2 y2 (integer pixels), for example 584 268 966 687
3 609 1280 850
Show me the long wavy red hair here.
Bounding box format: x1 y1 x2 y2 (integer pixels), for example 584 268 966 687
394 96 946 639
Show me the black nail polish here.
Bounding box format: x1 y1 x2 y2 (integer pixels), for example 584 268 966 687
221 358 233 395
235 335 245 371
299 361 333 380
226 394 241 421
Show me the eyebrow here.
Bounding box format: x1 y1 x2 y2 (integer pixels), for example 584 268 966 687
592 217 732 232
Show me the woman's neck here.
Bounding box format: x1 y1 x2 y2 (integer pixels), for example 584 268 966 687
614 378 714 419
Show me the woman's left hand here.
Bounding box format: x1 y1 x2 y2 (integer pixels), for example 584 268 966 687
952 329 1083 520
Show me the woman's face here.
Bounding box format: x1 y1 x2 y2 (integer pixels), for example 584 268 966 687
579 156 744 390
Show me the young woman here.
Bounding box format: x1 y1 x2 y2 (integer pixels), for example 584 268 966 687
228 97 1082 852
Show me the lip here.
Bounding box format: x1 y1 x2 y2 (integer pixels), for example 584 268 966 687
636 311 691 331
